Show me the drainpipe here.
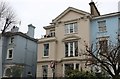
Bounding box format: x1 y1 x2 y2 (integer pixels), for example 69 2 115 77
0 36 2 78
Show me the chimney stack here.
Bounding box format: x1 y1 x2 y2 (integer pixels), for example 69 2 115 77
89 1 100 17
27 24 35 38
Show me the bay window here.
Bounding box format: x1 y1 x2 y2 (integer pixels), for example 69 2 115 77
64 63 79 76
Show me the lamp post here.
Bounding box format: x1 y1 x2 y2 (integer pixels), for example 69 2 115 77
50 61 55 79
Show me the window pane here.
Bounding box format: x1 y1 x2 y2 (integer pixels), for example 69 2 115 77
65 41 78 57
65 63 79 76
99 40 108 53
11 37 14 43
65 23 77 34
9 37 14 44
98 21 106 32
65 25 69 34
65 64 73 77
65 43 68 57
76 64 79 70
7 49 13 59
75 41 78 56
44 44 49 56
74 23 78 33
70 24 73 33
65 64 74 71
70 42 73 57
42 65 48 78
5 68 12 77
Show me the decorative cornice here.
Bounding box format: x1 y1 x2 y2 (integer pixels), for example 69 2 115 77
38 37 57 43
37 60 57 63
62 35 81 42
60 58 91 63
37 58 90 63
43 25 55 30
2 32 38 42
92 12 120 20
96 36 109 40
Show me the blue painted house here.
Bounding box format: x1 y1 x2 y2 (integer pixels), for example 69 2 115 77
90 12 120 47
0 24 37 78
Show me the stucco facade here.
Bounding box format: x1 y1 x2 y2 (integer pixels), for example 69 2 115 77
37 7 92 77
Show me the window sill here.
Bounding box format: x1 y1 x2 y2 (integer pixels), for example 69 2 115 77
97 31 107 33
42 56 49 58
65 32 78 36
65 56 78 57
8 43 14 45
6 58 13 60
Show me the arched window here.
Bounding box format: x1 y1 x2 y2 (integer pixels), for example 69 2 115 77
4 68 12 77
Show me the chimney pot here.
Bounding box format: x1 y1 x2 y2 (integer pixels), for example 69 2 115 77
11 26 19 32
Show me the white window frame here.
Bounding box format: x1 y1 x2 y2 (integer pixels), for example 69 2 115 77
68 42 75 56
98 21 106 32
3 67 12 77
65 41 78 57
7 48 13 59
65 22 77 34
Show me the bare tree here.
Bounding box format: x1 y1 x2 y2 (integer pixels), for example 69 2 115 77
85 40 120 79
0 1 17 34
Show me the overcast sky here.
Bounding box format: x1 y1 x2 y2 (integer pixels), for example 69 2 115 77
5 0 120 38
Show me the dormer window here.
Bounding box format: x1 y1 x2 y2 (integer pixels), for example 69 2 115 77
65 22 78 34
